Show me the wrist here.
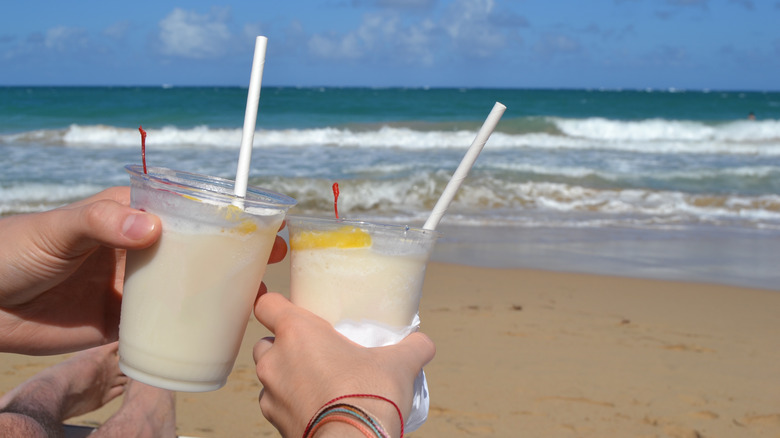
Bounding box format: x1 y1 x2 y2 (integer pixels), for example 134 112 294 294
311 419 379 438
352 398 402 438
304 394 404 438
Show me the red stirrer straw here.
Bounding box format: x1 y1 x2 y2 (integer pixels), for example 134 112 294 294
138 126 148 174
332 182 340 219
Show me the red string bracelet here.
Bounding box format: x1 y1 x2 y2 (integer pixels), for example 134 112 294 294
303 393 404 438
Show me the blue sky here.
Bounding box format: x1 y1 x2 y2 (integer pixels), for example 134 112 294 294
1 0 778 90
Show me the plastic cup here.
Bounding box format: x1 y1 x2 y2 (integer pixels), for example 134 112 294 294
286 216 438 335
118 165 296 392
287 216 438 431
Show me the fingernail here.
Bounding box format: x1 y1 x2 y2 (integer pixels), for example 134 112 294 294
122 213 156 240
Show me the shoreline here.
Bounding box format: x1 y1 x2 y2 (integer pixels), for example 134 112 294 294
432 223 780 291
1 260 778 437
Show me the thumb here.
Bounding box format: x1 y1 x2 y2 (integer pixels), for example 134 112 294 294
50 198 161 255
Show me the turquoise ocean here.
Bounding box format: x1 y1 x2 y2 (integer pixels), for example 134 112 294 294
2 86 779 290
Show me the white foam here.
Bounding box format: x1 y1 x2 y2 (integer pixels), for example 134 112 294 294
61 124 243 148
281 173 780 230
490 161 780 183
4 120 780 156
553 117 780 143
5 173 779 230
0 183 103 215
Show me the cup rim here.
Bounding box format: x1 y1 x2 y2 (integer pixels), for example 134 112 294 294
286 215 441 238
126 164 297 209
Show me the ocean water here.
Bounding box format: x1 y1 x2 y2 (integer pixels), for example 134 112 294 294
2 86 779 289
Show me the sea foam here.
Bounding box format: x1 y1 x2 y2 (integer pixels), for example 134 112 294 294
3 118 780 156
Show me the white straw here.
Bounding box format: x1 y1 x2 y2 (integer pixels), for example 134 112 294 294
423 101 506 231
234 36 268 201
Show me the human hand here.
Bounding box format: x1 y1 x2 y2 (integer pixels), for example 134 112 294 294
0 187 290 356
253 293 436 438
0 187 161 354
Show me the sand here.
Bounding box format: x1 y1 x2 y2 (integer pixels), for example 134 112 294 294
1 260 779 437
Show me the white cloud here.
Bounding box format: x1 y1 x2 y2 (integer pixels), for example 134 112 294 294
158 8 233 59
442 0 506 57
242 23 265 42
1 25 111 63
308 32 364 59
305 0 511 66
307 11 438 64
44 26 89 52
395 19 438 65
364 13 439 65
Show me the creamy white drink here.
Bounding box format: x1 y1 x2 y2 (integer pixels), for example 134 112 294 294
118 165 295 392
287 218 437 330
287 216 439 433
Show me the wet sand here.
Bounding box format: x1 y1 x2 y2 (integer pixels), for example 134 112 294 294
432 223 780 291
2 259 779 437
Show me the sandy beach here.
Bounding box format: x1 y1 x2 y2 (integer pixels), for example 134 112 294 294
1 259 779 437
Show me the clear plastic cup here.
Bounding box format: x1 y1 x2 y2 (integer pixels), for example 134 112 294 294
118 165 296 392
286 216 439 431
286 216 438 332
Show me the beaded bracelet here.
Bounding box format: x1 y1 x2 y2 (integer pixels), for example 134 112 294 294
302 394 404 438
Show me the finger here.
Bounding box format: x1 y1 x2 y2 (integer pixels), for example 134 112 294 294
252 336 275 363
253 292 294 334
388 332 436 372
49 197 161 256
267 235 288 264
62 187 131 209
